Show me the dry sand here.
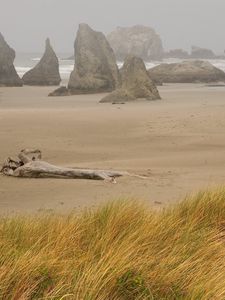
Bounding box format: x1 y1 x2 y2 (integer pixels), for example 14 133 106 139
0 84 225 214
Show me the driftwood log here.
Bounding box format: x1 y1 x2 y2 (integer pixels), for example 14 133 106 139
0 149 128 182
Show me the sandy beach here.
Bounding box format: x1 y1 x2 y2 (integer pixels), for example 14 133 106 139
0 84 225 214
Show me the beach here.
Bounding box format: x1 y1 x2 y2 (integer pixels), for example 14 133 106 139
0 84 225 213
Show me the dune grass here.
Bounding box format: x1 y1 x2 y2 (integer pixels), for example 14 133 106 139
1 188 225 299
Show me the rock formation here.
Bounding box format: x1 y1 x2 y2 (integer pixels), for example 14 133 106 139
68 24 120 94
148 60 225 83
107 25 164 61
191 46 215 59
100 55 161 103
49 86 70 96
0 32 23 86
164 49 189 59
152 78 163 86
22 38 61 86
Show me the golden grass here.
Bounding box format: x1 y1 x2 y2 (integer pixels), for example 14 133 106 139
1 188 225 299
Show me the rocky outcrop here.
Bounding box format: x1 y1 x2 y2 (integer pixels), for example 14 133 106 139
164 49 189 59
22 39 61 86
191 46 215 59
49 86 70 96
100 55 161 103
107 25 164 61
0 32 22 86
68 24 120 94
148 60 225 83
152 78 163 86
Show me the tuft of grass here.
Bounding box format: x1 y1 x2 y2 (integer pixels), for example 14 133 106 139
1 188 225 299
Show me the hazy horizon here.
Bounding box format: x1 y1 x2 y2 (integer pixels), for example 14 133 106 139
1 0 225 54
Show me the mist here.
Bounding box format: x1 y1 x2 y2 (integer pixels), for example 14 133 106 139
1 0 225 54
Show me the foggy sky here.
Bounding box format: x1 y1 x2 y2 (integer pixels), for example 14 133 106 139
1 0 225 54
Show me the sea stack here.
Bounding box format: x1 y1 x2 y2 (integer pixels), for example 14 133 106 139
68 23 120 94
148 60 225 83
22 38 61 86
0 32 22 86
107 25 164 61
164 49 190 59
190 46 215 59
100 55 161 103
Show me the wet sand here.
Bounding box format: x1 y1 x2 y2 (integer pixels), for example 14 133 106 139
0 84 225 214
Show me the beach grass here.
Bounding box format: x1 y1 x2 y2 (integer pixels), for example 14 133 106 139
1 188 225 299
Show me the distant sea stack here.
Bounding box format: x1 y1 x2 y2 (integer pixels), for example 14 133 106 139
107 25 164 62
22 38 61 86
148 60 225 83
66 55 74 60
0 32 22 87
67 23 120 94
100 55 161 103
191 46 215 59
164 49 189 59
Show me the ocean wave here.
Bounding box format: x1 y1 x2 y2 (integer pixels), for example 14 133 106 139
59 58 74 62
15 67 31 76
208 60 225 72
59 66 74 74
16 67 31 72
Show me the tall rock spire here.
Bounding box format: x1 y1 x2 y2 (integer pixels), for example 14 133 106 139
68 24 120 94
22 38 61 86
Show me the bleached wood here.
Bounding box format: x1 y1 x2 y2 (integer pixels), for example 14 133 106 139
1 149 127 182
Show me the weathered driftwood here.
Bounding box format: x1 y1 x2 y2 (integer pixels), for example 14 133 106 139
0 149 127 182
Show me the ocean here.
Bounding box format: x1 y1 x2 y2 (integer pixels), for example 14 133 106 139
15 53 225 82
